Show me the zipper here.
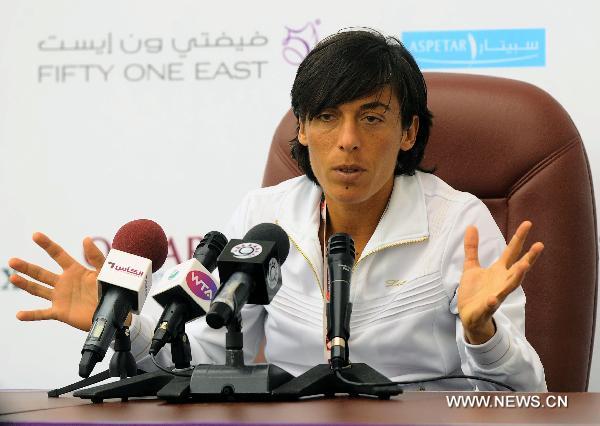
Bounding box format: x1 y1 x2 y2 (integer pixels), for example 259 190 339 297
279 220 429 362
353 236 429 271
276 220 324 298
277 222 428 295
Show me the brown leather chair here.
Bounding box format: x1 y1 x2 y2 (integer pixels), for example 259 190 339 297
262 72 598 392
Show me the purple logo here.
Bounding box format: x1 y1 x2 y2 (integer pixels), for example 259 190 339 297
282 20 321 66
186 270 218 301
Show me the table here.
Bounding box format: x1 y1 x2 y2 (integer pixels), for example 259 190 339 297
1 391 599 425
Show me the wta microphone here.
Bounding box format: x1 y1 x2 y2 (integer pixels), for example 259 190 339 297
149 231 228 355
327 233 355 371
79 219 168 378
205 223 290 329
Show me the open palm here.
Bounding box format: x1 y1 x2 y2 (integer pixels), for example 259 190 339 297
9 232 105 332
457 221 544 344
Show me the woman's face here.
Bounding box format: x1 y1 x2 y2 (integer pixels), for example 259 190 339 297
299 86 418 207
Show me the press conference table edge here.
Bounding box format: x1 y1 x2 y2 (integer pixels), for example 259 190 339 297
1 390 599 425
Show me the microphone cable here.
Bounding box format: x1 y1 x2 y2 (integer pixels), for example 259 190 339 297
334 369 516 392
151 354 515 391
151 353 194 378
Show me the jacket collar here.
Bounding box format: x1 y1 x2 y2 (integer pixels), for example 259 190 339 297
361 173 430 256
276 173 429 264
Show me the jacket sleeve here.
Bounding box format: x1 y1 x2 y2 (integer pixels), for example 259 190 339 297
127 191 266 372
440 196 547 391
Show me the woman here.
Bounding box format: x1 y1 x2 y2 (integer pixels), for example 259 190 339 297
9 29 546 391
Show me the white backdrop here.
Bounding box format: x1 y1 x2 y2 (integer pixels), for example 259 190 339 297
1 0 599 390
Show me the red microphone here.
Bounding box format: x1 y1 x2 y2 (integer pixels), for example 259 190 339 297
112 219 168 273
79 219 168 378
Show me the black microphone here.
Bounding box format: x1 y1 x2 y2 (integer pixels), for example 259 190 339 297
205 223 290 329
79 219 168 378
149 231 228 355
327 233 355 371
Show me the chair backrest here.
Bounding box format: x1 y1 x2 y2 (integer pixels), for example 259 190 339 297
262 72 598 391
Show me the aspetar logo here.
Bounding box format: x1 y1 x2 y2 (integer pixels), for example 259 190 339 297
107 261 144 277
402 29 545 69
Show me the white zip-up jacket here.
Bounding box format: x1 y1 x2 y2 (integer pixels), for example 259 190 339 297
130 172 547 391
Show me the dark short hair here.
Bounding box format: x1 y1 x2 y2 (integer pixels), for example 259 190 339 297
290 29 434 184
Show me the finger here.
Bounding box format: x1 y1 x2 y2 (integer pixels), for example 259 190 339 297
463 225 480 269
8 257 59 287
9 274 53 300
502 242 545 296
83 237 105 271
16 308 55 322
32 232 76 270
499 261 530 300
506 242 544 278
500 221 532 267
522 242 545 267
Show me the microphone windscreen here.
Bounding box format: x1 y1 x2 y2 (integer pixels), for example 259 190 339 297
244 223 290 264
112 219 168 272
327 233 355 258
194 231 228 272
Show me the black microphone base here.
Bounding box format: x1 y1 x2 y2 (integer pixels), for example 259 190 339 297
272 363 402 400
48 369 111 398
73 369 186 403
51 328 141 400
179 363 293 401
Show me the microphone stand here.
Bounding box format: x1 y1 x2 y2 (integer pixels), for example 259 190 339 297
272 361 402 400
273 231 402 400
179 313 293 401
272 313 401 400
49 326 142 400
272 300 401 400
71 324 193 403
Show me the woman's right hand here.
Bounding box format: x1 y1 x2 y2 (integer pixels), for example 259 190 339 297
8 232 106 332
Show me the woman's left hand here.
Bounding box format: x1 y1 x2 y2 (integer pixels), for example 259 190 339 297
457 221 544 344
